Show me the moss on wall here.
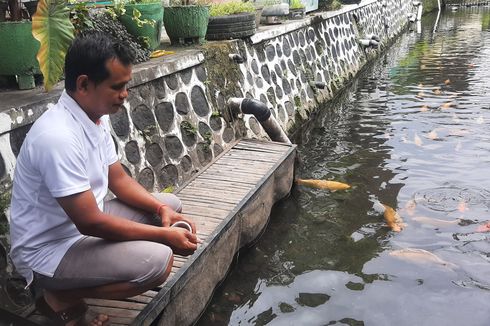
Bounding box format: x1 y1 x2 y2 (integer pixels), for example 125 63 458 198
202 42 242 109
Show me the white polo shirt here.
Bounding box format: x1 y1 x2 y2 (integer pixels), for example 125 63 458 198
9 90 118 285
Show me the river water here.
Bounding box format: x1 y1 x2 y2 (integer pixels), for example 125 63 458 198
198 7 490 326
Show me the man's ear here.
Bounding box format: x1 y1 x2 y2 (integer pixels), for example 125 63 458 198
75 75 90 93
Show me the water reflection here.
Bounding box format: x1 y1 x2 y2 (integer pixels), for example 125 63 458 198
198 7 490 326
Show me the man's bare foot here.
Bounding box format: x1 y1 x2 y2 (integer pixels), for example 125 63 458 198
42 290 109 326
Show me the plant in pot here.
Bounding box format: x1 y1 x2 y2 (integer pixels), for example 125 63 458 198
206 0 256 41
0 0 44 89
113 0 163 50
288 0 305 20
164 0 210 46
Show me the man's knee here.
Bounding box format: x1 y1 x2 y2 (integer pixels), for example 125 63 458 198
132 244 173 286
152 193 182 213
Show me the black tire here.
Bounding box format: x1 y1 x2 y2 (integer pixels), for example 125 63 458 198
206 13 256 40
207 22 255 34
208 12 255 24
206 29 255 40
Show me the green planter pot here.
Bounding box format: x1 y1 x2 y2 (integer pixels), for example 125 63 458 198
119 2 164 50
163 5 210 46
0 21 40 89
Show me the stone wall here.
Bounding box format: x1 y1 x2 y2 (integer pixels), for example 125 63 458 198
0 0 416 313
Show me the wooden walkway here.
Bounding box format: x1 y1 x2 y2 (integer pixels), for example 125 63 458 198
25 139 296 326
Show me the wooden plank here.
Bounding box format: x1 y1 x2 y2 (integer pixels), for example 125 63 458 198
172 259 185 268
234 142 290 152
182 204 230 216
196 174 258 184
233 146 288 155
89 306 140 318
126 294 154 304
182 185 248 198
185 179 252 191
231 145 287 154
178 191 244 203
215 156 276 165
212 161 272 171
216 155 279 164
181 199 235 210
239 139 292 150
225 151 282 161
176 195 237 208
86 299 146 310
201 168 268 178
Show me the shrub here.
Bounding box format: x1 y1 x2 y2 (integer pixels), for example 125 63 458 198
210 0 256 17
290 0 305 9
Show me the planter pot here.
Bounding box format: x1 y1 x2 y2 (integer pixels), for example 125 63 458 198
288 7 305 20
206 12 256 41
0 21 40 89
119 2 164 50
163 5 210 46
0 1 8 22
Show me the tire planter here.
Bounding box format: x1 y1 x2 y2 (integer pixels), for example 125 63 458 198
206 12 256 41
163 6 210 46
119 2 164 50
0 21 40 89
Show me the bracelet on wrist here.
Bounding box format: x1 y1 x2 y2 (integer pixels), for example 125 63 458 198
156 204 167 216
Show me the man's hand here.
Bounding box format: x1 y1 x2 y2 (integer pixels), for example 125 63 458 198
158 205 196 234
165 227 199 256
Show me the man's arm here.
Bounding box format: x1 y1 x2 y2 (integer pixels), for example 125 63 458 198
107 161 195 231
56 190 198 254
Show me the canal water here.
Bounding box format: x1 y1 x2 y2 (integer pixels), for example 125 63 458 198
198 7 490 326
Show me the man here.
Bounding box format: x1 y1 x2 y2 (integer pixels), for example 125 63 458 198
9 32 198 325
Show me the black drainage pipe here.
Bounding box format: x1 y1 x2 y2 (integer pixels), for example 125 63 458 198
227 98 292 144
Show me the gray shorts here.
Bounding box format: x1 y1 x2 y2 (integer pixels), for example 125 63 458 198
33 193 181 292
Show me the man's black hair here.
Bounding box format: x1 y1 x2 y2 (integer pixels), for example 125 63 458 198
64 32 136 91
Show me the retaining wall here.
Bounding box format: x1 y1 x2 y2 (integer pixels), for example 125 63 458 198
0 0 415 314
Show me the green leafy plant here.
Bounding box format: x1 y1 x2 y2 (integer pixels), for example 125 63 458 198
71 1 94 33
289 0 305 9
330 0 342 10
32 0 75 91
210 0 255 17
110 0 156 28
168 0 210 6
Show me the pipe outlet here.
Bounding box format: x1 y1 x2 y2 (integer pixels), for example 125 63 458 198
227 97 291 144
228 53 245 64
309 81 326 89
367 34 380 42
359 39 379 49
412 1 421 5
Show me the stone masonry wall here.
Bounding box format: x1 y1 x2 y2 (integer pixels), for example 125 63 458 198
0 0 416 313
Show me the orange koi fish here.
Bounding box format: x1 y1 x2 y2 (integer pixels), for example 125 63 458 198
382 204 404 232
296 179 351 191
